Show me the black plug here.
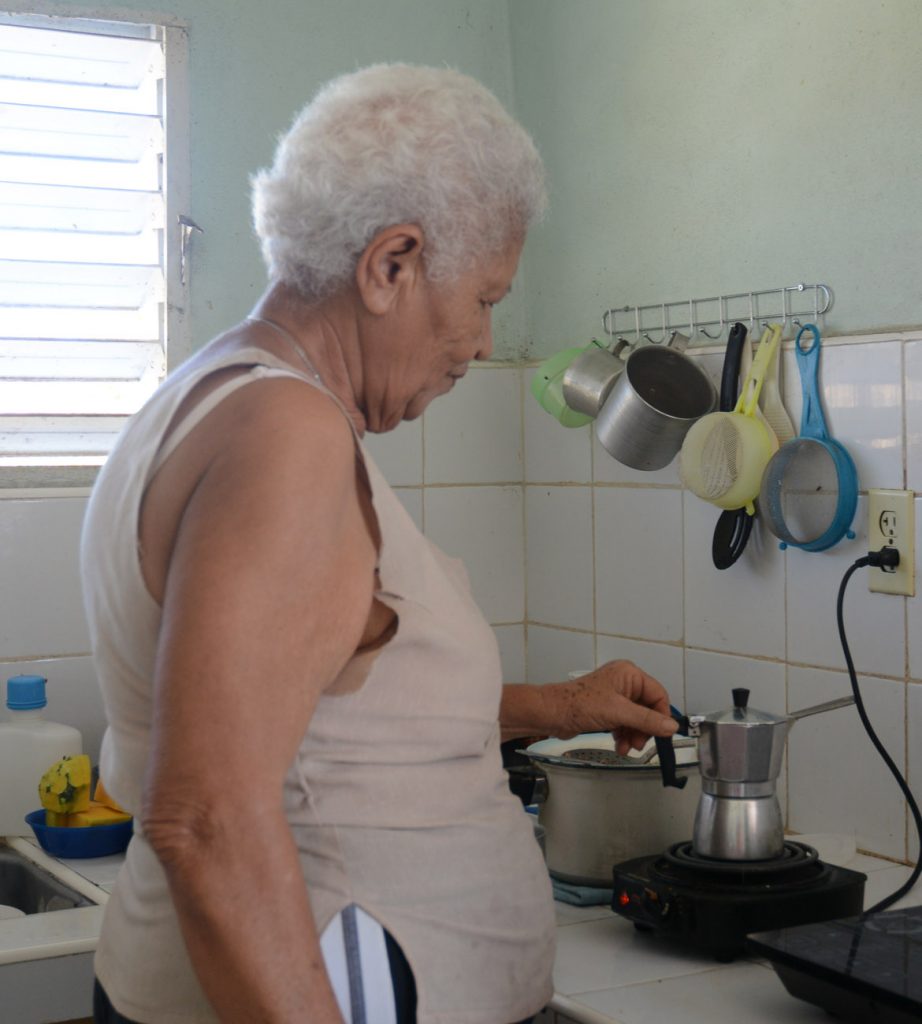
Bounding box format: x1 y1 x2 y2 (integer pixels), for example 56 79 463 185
867 546 900 571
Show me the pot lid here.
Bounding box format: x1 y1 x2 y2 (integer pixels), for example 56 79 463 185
698 687 788 727
523 732 698 769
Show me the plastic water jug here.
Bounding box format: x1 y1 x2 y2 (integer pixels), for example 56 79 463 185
0 675 83 837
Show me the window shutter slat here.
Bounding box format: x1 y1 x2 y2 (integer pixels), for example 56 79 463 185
0 18 172 464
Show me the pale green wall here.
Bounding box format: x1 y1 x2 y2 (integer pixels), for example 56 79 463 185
15 1 922 360
509 0 922 355
16 0 528 354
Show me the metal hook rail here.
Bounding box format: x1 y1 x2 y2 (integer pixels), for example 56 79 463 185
602 283 833 344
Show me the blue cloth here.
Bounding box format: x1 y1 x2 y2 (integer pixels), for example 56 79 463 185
551 879 613 906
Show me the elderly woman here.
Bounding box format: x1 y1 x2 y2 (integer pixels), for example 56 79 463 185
81 65 678 1024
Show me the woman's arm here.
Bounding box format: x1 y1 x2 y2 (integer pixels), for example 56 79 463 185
500 660 678 755
141 382 375 1023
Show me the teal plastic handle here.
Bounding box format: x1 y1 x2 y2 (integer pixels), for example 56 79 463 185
795 323 830 442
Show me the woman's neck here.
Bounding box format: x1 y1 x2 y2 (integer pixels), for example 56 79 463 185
248 284 368 435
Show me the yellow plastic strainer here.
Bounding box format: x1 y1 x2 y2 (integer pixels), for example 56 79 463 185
679 324 782 513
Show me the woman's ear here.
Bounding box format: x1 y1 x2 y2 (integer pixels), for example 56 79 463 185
355 224 425 314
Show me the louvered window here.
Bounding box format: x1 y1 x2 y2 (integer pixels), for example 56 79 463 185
0 14 189 480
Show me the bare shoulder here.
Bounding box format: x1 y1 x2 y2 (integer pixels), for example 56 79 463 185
140 373 368 604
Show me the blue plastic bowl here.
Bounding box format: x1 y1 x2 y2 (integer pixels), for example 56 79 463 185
25 809 132 859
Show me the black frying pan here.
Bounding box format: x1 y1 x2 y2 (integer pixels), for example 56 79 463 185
711 323 753 569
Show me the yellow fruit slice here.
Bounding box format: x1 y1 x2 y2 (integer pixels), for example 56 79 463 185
67 801 132 828
93 776 127 813
38 754 92 816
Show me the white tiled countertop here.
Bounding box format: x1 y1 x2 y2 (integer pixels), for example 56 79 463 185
1 832 919 1023
545 834 922 1024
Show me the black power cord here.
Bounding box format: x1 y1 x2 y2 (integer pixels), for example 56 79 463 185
837 547 922 914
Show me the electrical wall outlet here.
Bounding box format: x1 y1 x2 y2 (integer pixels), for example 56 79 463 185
868 488 915 596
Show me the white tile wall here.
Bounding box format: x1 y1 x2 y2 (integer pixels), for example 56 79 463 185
362 418 423 486
787 665 905 860
906 339 922 491
595 636 684 706
0 497 90 657
494 624 526 684
780 338 904 491
423 366 522 484
684 649 786 716
786 496 904 678
525 486 594 630
909 497 922 680
683 496 786 658
594 487 684 643
909 683 922 863
525 625 594 684
423 485 524 624
392 487 424 532
524 368 593 484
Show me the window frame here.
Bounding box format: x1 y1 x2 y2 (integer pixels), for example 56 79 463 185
0 4 191 492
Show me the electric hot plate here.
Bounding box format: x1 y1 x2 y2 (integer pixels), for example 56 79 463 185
611 840 866 961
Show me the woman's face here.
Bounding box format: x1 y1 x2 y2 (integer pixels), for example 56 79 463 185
364 240 523 431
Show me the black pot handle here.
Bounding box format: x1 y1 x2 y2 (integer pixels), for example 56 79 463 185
505 764 548 806
655 705 691 790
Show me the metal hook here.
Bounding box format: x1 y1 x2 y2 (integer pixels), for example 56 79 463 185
777 287 790 335
697 296 725 340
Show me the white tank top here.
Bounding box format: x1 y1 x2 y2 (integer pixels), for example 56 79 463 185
80 347 555 1023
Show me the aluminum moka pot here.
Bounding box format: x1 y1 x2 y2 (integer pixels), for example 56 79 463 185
683 687 855 861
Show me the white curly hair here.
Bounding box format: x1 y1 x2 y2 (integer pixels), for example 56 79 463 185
251 63 547 302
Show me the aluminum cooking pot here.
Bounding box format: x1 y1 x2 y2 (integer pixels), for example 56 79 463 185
513 733 700 887
595 342 717 471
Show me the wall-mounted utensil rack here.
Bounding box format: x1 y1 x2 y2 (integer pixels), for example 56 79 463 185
602 283 833 344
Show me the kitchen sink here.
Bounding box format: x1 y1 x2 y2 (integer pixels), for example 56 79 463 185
0 846 94 915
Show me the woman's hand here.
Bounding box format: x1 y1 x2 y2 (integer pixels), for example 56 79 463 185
555 661 677 754
500 660 678 754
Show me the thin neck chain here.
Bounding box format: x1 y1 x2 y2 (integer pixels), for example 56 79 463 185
246 316 322 383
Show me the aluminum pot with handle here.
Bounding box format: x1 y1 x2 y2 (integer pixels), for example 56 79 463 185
594 334 717 472
512 732 700 887
686 687 856 861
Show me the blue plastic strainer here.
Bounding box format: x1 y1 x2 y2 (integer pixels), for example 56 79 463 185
758 324 858 552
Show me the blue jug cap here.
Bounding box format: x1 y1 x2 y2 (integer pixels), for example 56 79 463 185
7 674 47 710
